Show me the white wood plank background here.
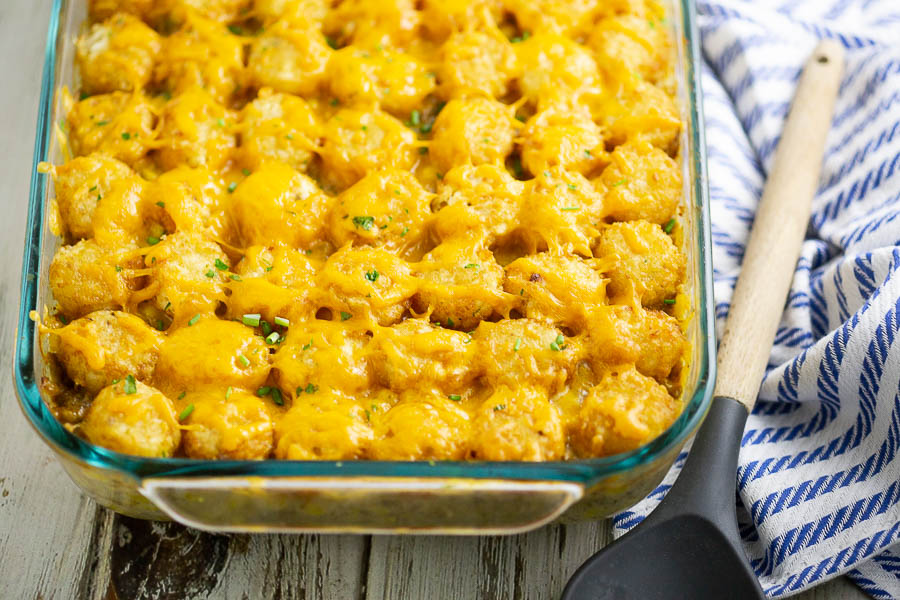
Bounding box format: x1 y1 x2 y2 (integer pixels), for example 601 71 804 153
0 2 869 598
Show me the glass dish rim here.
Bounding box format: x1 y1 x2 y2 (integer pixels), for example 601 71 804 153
14 0 716 487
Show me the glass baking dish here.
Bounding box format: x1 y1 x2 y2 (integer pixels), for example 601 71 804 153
15 0 714 534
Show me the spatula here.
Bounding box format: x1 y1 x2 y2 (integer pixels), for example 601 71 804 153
561 40 845 600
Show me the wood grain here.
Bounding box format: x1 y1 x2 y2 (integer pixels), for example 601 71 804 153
714 41 845 410
0 4 867 599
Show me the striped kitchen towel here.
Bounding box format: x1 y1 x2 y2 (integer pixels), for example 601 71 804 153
613 0 900 597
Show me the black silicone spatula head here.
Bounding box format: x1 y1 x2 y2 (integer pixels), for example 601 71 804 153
562 396 764 600
562 40 845 600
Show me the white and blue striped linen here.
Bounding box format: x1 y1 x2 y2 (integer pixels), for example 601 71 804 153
613 1 900 596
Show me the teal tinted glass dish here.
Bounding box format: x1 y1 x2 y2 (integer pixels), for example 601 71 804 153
14 0 715 532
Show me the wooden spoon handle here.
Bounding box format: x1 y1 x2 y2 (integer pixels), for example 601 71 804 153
713 41 845 411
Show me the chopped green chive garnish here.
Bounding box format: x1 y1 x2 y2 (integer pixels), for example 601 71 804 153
365 269 379 282
330 98 339 106
228 24 243 35
410 110 421 126
550 334 565 351
147 236 160 245
188 314 201 326
448 394 461 401
266 331 280 344
361 125 368 132
156 319 165 331
274 316 290 327
214 258 229 270
115 265 122 273
59 314 69 325
230 274 242 281
227 182 237 193
205 269 216 278
420 122 433 134
256 386 271 397
584 149 592 157
446 317 455 327
242 313 261 327
612 179 627 187
514 338 522 352
663 298 677 305
178 391 186 400
155 201 165 208
463 263 478 269
302 339 314 350
664 218 676 233
216 118 226 127
96 120 109 126
123 375 137 395
326 36 338 49
242 168 251 176
418 146 428 155
493 404 506 411
340 311 352 321
225 386 233 399
238 354 250 367
560 207 579 211
261 320 272 335
352 215 375 230
178 403 195 420
567 183 577 191
121 132 131 140
400 226 409 237
305 383 318 394
271 388 284 405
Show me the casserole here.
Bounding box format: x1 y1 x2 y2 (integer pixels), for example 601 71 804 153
15 0 714 533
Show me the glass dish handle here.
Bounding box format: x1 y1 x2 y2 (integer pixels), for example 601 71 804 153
139 476 583 534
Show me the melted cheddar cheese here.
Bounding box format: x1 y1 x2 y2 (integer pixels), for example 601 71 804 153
42 0 689 461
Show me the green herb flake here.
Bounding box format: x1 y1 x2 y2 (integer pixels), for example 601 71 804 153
271 388 284 406
584 149 592 157
205 269 216 278
225 386 233 399
227 181 237 193
410 110 421 126
238 354 250 367
123 374 137 395
302 339 314 350
612 179 627 187
446 317 455 327
365 269 379 282
513 338 522 352
567 183 577 191
216 118 226 127
228 24 243 35
493 404 506 412
420 122 433 134
230 274 242 281
178 403 195 420
326 36 338 49
156 319 165 331
330 98 339 106
400 226 409 237
147 236 160 245
188 314 201 326
448 394 462 401
256 386 271 397
178 391 186 400
242 168 251 176
96 120 109 126
121 132 131 140
88 185 98 192
305 383 318 394
242 313 261 327
340 311 352 321
664 218 677 234
156 201 165 208
550 334 565 351
352 215 375 230
261 320 272 335
463 263 478 269
560 207 579 212
214 258 229 271
115 265 123 273
663 298 677 305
